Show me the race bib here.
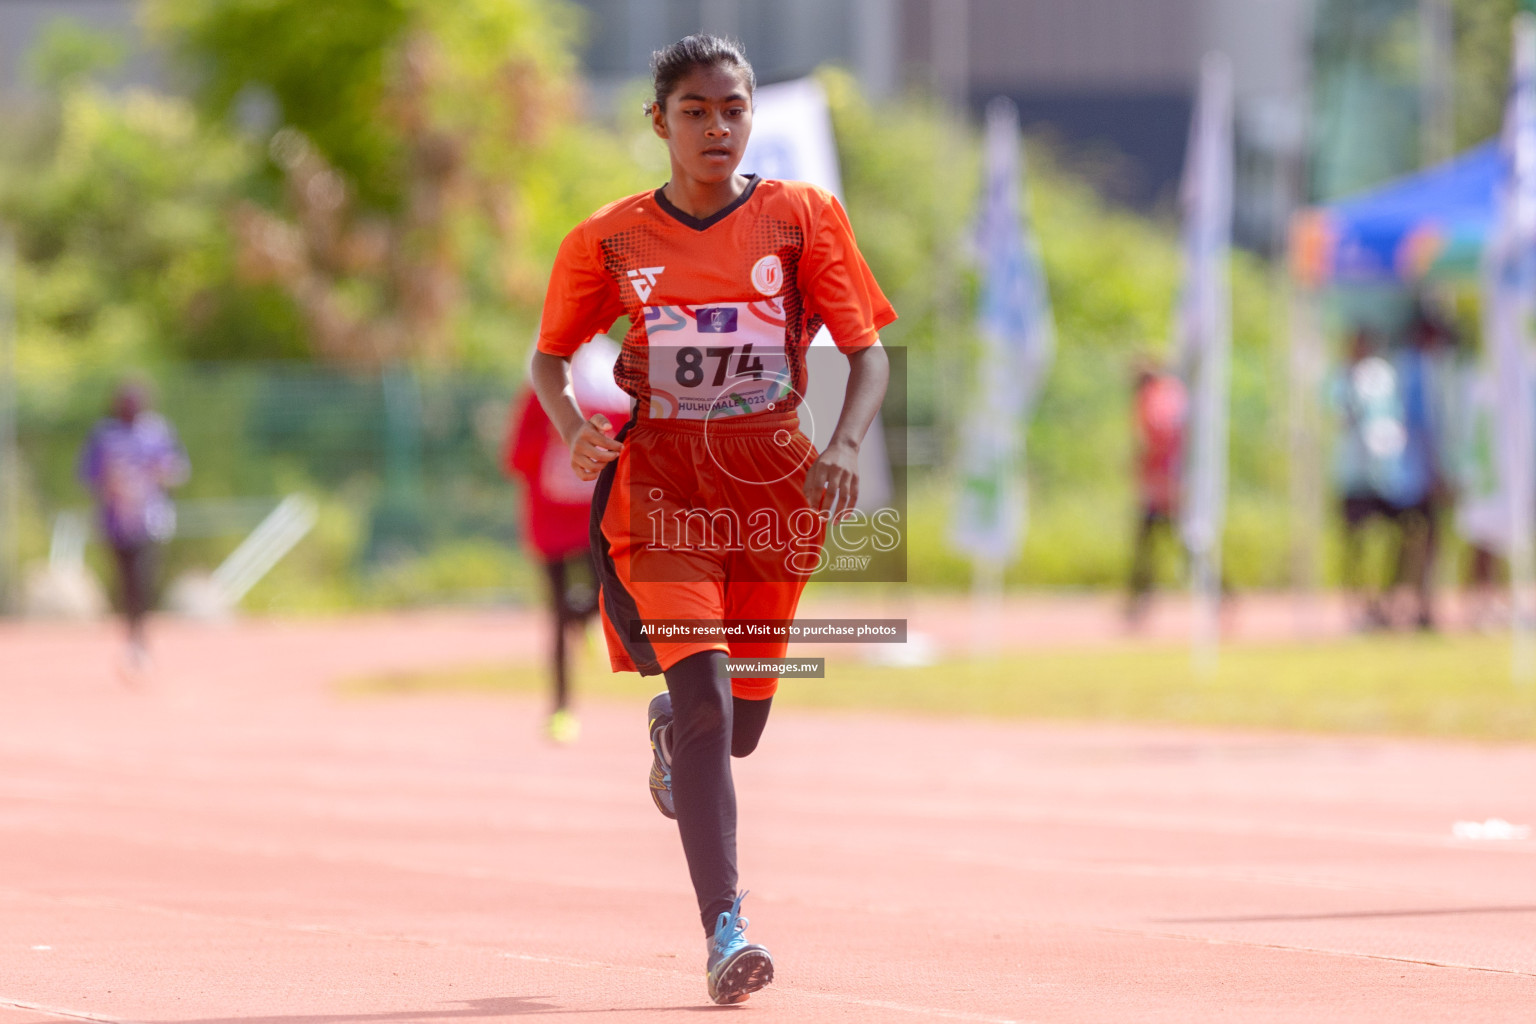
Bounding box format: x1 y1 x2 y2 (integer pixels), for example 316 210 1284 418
643 301 793 420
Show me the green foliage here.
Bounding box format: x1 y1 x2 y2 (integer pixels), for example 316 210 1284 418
1453 0 1520 149
148 0 578 210
821 72 979 392
144 0 590 367
1310 0 1524 183
458 86 658 370
802 636 1536 741
1309 0 1423 198
146 0 414 209
25 19 128 92
0 83 303 376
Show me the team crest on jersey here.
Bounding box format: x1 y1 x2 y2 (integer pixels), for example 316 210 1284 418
627 266 665 301
751 254 783 297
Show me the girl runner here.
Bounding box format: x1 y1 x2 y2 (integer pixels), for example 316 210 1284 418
530 33 894 1005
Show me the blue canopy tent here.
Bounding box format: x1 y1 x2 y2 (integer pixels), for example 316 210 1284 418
1292 142 1499 288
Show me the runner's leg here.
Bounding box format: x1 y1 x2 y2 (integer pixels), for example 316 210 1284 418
1127 507 1157 620
731 695 772 757
664 648 739 935
543 557 571 713
115 542 154 651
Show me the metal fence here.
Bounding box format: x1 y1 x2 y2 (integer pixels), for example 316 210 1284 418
10 363 526 609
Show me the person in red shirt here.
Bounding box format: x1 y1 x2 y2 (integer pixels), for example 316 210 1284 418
504 338 630 743
1127 355 1188 625
529 35 893 1005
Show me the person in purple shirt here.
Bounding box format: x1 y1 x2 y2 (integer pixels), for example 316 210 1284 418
77 378 189 672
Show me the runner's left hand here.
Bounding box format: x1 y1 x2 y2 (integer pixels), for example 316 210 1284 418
804 439 859 521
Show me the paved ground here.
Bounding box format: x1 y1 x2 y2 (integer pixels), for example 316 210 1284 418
1 607 1534 1022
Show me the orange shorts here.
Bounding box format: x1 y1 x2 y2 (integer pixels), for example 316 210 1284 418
589 410 824 700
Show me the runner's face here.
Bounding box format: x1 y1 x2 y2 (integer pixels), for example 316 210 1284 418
652 64 753 186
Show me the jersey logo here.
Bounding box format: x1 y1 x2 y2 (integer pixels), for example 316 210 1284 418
628 266 665 301
751 254 783 296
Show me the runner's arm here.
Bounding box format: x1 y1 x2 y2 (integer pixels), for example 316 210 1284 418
530 349 622 482
804 340 889 519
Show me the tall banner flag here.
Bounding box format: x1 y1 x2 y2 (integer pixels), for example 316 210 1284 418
1484 13 1536 683
739 78 843 197
738 77 890 509
1175 54 1234 667
951 97 1057 565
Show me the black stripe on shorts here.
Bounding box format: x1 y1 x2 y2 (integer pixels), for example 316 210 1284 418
588 416 663 675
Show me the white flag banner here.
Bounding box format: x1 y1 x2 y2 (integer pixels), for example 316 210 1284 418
739 78 844 198
1455 364 1508 553
1175 54 1234 660
739 77 890 509
1483 13 1536 681
951 97 1057 561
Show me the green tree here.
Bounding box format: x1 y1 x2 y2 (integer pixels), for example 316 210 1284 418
0 22 301 376
23 17 128 92
146 0 592 367
1453 0 1521 149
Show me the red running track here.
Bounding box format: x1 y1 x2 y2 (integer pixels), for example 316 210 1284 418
1 611 1534 1023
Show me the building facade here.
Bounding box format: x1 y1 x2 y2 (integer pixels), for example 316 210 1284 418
571 0 1313 245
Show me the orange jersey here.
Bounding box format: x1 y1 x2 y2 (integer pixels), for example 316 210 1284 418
536 176 896 422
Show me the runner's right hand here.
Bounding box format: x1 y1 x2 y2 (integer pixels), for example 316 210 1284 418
570 414 623 481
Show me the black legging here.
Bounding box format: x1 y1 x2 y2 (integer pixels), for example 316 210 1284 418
111 542 157 645
541 553 599 713
1128 508 1174 603
664 649 773 936
1391 499 1439 629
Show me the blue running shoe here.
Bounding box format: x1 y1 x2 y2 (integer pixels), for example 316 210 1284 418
705 891 773 1004
646 691 675 819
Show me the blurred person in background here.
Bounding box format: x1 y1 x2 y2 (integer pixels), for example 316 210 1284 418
504 337 630 744
1384 297 1456 631
77 376 190 680
1126 354 1188 626
1332 328 1408 630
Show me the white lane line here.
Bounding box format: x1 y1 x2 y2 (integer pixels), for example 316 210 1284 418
9 812 1528 922
786 990 1021 1023
0 891 1021 1024
9 879 1536 988
10 865 1536 978
1110 924 1536 980
0 998 142 1024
